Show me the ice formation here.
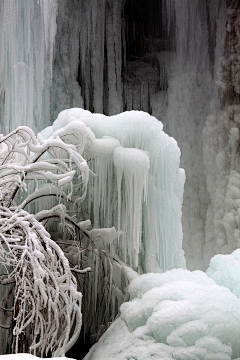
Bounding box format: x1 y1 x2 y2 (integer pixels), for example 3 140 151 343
1 0 239 271
203 105 240 266
1 1 240 359
84 256 240 360
42 108 186 272
42 0 237 271
0 0 58 133
206 249 240 298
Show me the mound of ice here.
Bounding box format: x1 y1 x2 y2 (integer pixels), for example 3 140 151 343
84 268 240 360
206 249 240 298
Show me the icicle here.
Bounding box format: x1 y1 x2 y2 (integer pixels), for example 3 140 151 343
113 146 149 269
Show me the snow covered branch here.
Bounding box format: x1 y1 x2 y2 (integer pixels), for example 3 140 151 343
0 123 92 355
0 123 90 209
0 208 82 356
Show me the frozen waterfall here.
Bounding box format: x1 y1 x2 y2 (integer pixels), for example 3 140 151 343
1 0 240 359
0 0 58 133
43 108 186 272
1 0 237 271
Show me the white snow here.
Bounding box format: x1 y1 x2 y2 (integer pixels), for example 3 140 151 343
206 249 240 298
83 259 240 360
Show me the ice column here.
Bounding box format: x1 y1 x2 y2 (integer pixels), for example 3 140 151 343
50 108 186 273
49 0 84 121
113 146 149 269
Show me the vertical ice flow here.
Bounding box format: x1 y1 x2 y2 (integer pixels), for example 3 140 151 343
0 0 58 133
49 108 186 273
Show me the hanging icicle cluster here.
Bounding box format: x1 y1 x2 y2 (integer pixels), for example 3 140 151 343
46 108 186 273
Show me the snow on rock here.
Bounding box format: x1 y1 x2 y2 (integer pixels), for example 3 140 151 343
41 108 186 272
83 268 240 360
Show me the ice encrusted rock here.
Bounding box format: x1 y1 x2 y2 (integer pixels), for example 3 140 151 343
83 267 240 360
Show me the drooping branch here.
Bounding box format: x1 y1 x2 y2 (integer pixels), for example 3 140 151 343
0 122 91 208
0 208 82 356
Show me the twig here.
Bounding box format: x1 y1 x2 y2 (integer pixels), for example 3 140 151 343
70 266 92 274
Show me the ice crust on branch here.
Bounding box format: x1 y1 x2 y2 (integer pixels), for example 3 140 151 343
0 208 82 357
0 123 90 210
0 122 94 355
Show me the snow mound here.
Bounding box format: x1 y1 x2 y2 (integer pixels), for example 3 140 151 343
206 249 240 297
84 268 240 360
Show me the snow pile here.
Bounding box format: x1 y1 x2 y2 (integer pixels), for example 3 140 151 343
42 108 186 272
84 268 240 360
207 249 240 298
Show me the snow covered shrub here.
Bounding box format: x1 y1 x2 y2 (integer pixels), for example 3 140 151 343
0 123 128 357
0 124 89 355
0 208 82 356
